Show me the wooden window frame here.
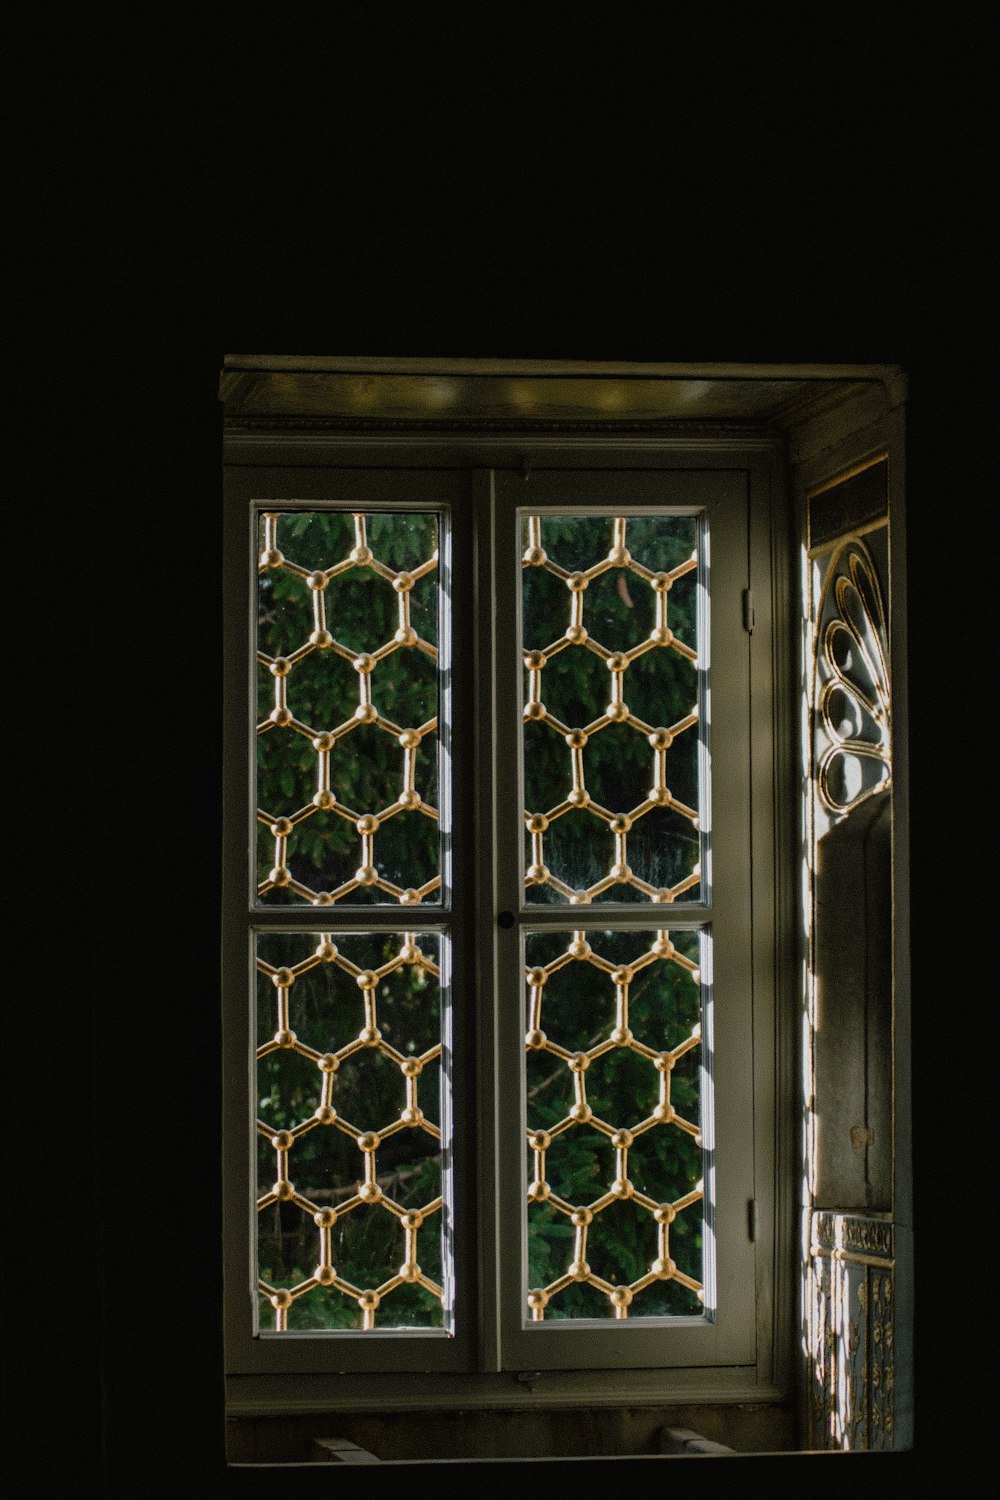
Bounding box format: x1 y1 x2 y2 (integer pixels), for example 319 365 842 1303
222 420 793 1414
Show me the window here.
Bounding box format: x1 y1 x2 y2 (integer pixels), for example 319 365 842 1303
224 445 781 1395
221 357 910 1454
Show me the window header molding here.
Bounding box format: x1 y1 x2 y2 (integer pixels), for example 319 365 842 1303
220 357 907 435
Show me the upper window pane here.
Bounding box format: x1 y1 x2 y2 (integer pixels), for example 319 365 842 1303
521 513 703 904
256 510 443 906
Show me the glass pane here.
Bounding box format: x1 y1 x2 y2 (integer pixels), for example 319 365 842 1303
524 928 706 1321
257 511 443 906
521 514 702 904
256 930 449 1331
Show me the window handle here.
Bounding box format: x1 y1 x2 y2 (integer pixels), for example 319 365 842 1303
497 911 515 929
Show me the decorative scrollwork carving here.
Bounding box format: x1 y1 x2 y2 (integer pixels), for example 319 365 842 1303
814 540 891 817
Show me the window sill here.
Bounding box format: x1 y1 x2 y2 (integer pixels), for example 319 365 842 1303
226 1366 789 1417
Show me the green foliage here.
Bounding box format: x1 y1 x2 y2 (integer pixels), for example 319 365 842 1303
257 512 440 894
523 516 701 901
255 511 708 1327
526 929 704 1318
257 932 444 1330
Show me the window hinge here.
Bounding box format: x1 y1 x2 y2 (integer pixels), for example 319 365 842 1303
747 1199 757 1241
742 588 755 634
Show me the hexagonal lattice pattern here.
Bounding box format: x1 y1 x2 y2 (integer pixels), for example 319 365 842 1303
256 931 446 1330
521 514 702 903
524 929 705 1320
257 511 441 906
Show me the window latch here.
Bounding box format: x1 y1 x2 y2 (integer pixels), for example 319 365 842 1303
742 589 755 634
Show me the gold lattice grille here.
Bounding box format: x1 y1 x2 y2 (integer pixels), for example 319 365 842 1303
256 931 446 1331
524 928 705 1320
256 510 441 906
521 514 702 903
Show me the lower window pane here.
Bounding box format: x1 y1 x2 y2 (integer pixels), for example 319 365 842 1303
524 928 706 1321
255 930 450 1332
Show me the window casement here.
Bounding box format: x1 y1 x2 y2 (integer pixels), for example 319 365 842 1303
223 442 784 1399
221 356 910 1449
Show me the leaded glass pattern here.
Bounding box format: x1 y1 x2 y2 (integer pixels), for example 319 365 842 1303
524 928 706 1320
256 931 448 1331
521 514 703 904
256 511 442 906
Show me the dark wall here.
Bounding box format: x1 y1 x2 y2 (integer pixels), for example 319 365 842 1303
24 35 990 1498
